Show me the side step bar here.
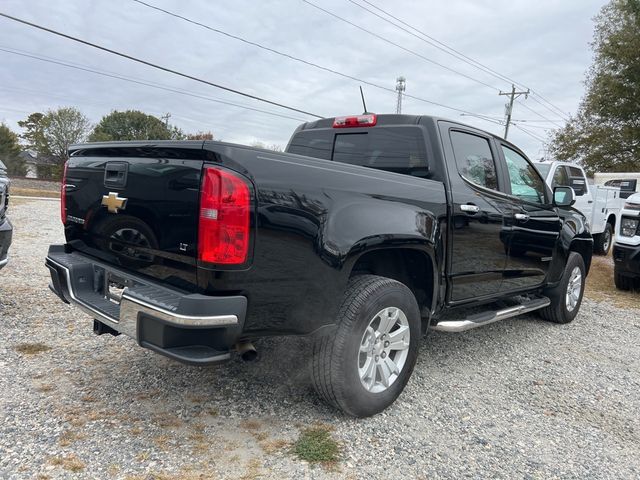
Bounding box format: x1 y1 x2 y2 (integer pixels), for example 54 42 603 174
432 296 550 333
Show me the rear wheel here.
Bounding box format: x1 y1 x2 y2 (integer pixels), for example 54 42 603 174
539 252 586 324
593 224 613 255
614 270 634 291
311 275 420 417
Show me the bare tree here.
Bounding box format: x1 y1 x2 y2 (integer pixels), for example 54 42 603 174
41 107 91 164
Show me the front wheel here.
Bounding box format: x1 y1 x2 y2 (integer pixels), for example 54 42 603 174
539 252 586 324
593 224 613 255
310 275 421 417
614 270 634 291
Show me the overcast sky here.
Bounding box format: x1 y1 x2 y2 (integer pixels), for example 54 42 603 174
1 0 606 158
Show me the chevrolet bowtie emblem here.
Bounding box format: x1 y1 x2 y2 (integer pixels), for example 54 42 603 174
102 192 128 214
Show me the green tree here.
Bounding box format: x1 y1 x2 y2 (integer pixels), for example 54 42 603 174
40 107 91 163
90 110 184 141
17 112 45 152
0 124 26 176
550 0 640 174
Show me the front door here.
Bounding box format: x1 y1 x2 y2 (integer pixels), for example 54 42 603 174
445 129 512 302
499 145 561 291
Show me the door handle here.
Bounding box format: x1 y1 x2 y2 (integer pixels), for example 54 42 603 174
460 204 480 214
515 213 529 222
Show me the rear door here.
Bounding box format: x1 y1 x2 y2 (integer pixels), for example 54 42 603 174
443 127 512 302
498 144 561 291
64 144 206 292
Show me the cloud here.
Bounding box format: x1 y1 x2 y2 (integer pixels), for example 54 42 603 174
0 0 605 157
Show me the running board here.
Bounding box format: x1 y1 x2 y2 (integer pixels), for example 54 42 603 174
432 296 550 333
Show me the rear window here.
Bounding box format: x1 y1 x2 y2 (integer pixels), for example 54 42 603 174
288 127 429 177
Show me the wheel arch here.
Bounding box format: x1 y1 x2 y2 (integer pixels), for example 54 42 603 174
347 245 437 316
569 238 592 275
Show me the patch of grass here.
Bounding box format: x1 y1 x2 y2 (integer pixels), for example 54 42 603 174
292 425 340 464
154 434 171 450
240 419 262 431
58 429 86 447
260 438 290 454
240 459 262 480
585 254 639 310
11 187 59 198
15 342 52 355
136 451 150 462
49 454 85 472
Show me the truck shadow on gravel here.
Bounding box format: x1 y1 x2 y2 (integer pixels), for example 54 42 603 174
79 312 551 420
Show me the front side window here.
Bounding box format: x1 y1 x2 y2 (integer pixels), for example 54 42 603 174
450 131 498 190
502 146 545 204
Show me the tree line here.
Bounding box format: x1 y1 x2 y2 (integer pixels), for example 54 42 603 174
0 109 214 178
549 0 639 175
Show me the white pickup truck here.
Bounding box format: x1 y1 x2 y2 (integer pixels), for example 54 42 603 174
613 192 640 290
534 161 622 255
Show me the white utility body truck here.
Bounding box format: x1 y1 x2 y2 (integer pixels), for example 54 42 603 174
534 161 622 255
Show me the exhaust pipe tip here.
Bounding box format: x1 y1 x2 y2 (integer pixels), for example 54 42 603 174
236 341 258 362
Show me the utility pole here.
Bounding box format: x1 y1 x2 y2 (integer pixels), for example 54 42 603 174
161 112 171 127
499 84 529 139
395 76 406 114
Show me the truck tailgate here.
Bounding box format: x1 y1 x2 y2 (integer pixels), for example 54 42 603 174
63 144 206 292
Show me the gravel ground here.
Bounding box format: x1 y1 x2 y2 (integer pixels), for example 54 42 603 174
1 198 639 479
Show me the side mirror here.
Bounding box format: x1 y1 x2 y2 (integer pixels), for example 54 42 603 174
554 186 576 207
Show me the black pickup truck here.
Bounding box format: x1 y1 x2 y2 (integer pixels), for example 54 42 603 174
0 160 12 270
46 114 592 417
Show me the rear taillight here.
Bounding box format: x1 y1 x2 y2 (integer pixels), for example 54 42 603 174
333 114 377 128
61 161 68 224
198 166 251 265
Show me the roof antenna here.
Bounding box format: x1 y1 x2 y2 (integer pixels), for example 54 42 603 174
359 86 370 114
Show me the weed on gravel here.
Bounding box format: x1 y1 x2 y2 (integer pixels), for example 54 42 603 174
292 424 341 465
14 342 51 355
48 454 85 473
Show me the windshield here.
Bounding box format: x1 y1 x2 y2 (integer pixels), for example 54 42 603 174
533 162 550 180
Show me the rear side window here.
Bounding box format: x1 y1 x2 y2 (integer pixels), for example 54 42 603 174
287 130 333 160
552 166 569 187
332 128 428 176
450 131 498 190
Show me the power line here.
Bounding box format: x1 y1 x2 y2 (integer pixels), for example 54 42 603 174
0 47 309 122
349 0 571 121
129 0 489 116
516 100 563 128
512 124 548 143
0 12 323 119
301 0 501 92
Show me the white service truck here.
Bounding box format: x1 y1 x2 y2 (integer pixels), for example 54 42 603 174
534 161 622 255
612 192 640 290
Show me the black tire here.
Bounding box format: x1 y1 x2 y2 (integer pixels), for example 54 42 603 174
539 252 586 324
310 275 421 417
614 270 634 291
593 223 613 255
